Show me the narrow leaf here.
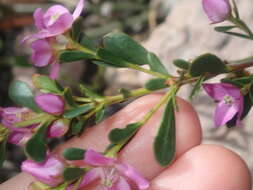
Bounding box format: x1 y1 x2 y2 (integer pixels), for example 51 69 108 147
63 148 86 160
173 59 190 70
59 50 95 62
147 53 168 75
71 119 86 135
189 76 205 100
154 99 176 166
214 26 236 32
63 167 85 181
0 138 7 168
223 31 252 40
63 88 77 108
95 108 106 124
109 123 141 144
145 78 167 91
32 74 62 94
64 104 93 119
9 81 40 112
79 84 102 99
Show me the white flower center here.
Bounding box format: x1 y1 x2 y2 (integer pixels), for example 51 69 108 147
224 95 234 106
101 167 119 188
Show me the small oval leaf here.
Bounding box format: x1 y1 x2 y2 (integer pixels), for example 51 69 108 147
64 104 93 119
145 78 167 91
9 81 40 112
148 53 169 75
63 148 86 160
59 50 95 62
63 167 85 181
173 59 190 70
109 123 141 144
189 54 227 77
103 32 149 65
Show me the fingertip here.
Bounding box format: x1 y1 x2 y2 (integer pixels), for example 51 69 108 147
150 144 251 190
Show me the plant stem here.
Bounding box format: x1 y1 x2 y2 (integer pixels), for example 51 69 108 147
105 85 179 157
228 56 253 71
229 17 253 38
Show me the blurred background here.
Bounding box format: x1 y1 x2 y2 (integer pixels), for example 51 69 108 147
0 0 253 186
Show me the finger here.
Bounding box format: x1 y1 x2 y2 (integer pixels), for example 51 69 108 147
149 144 252 190
1 93 202 189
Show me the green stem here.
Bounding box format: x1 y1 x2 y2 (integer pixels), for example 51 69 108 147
229 17 253 38
15 114 54 128
105 85 179 157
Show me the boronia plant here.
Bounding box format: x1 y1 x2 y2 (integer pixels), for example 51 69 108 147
1 0 253 189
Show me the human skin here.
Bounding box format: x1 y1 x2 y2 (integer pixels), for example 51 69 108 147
0 94 251 190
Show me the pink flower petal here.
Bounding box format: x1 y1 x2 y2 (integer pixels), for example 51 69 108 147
47 119 69 138
35 94 65 115
84 149 115 166
110 177 131 190
236 97 244 126
31 39 53 67
43 5 70 27
47 13 73 36
49 62 60 80
73 0 85 20
214 100 239 127
116 164 149 190
202 0 231 23
203 83 241 101
8 131 32 146
34 8 45 30
21 155 65 187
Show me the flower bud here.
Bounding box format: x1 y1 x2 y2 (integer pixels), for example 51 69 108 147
8 131 32 146
35 94 65 115
202 0 231 23
21 155 65 187
48 119 70 138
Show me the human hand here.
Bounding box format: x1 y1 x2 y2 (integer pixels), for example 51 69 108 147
1 94 251 190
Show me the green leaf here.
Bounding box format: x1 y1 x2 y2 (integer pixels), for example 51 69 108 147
189 53 227 77
64 104 93 119
71 119 86 135
59 50 95 62
63 88 77 108
214 26 236 32
0 138 7 168
189 76 205 100
103 32 149 65
109 123 141 144
95 108 106 124
9 80 40 112
71 18 83 41
173 59 190 70
119 88 131 99
147 53 168 75
222 31 252 40
145 78 167 91
32 74 62 94
63 148 86 160
80 33 97 51
97 48 128 67
154 99 176 166
63 167 85 181
25 122 50 162
79 84 102 99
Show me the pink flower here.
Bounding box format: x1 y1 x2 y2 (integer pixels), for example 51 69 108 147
203 83 244 127
21 155 65 187
202 0 231 23
47 119 70 138
69 149 149 190
30 39 60 79
35 94 65 116
24 0 85 42
0 107 36 146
